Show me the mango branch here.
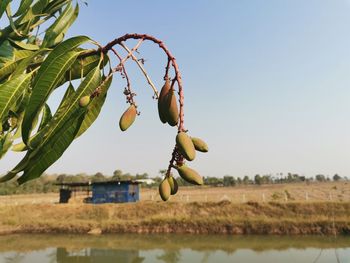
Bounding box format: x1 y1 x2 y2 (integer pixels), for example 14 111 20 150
101 33 185 132
119 42 159 99
110 48 136 107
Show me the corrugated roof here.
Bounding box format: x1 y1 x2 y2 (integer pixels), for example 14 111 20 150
56 180 141 187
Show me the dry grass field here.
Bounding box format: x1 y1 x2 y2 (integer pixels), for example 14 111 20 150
141 181 350 203
0 181 349 205
0 182 348 235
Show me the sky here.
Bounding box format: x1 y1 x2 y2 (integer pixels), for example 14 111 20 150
2 0 350 178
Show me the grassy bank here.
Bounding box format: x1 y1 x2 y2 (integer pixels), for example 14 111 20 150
0 201 349 235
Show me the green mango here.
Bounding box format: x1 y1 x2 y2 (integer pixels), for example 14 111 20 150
164 90 178 126
119 104 136 131
157 79 171 124
159 178 171 201
177 165 203 185
78 96 90 107
167 176 178 195
176 132 195 161
191 137 208 152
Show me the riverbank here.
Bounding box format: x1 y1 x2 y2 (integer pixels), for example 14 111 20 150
0 201 349 235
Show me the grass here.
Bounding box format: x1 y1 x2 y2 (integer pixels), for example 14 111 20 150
0 201 349 235
0 182 348 235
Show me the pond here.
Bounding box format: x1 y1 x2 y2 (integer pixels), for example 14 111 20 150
0 234 349 263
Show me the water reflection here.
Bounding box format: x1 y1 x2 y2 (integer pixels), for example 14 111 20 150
56 247 144 263
0 234 349 263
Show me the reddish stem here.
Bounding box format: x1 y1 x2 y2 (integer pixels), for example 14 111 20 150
102 33 185 132
111 48 136 106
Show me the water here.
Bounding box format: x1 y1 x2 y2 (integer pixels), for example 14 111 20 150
0 234 349 263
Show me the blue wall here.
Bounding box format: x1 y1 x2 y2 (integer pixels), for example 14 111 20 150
92 182 139 204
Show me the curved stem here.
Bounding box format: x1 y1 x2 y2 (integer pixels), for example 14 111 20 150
101 33 185 132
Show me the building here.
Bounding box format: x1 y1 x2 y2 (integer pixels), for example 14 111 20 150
92 180 139 204
57 180 140 204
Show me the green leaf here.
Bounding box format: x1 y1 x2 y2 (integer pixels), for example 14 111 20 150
0 133 13 159
44 0 70 14
18 108 87 184
5 5 23 38
0 0 10 19
38 103 52 131
0 60 19 81
12 48 49 78
9 39 39 50
17 0 48 26
21 36 90 144
0 40 14 65
0 73 33 126
59 53 101 85
55 82 76 115
42 3 78 47
76 75 113 137
14 49 34 60
13 0 34 17
38 63 101 149
0 151 31 182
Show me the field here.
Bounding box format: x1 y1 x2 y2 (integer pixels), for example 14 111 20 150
0 181 348 205
0 182 348 235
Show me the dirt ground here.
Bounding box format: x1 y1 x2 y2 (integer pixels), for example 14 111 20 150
0 181 348 204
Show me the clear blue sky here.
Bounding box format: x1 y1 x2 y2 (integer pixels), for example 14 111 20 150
2 0 350 178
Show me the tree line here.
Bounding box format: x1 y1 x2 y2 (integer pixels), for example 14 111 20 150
0 171 346 195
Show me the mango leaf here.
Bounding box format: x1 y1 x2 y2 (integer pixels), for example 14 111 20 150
59 53 101 85
0 60 19 81
0 133 13 159
42 3 78 47
0 0 10 19
55 82 76 116
21 36 90 144
0 40 14 65
25 83 75 150
0 151 31 182
0 49 36 81
14 49 34 60
5 5 23 38
18 108 87 184
36 62 101 150
76 75 113 137
16 0 48 26
44 0 70 14
13 0 34 17
9 39 39 50
38 103 52 131
0 73 33 126
12 48 49 78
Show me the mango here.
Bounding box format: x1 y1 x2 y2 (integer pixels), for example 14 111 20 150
79 96 90 107
157 79 171 123
176 132 195 161
191 137 208 152
167 176 178 195
164 90 179 126
119 104 137 131
159 178 171 201
177 165 203 185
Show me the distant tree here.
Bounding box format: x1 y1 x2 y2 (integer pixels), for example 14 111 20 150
135 173 149 179
56 174 66 183
112 170 123 180
333 174 342 181
254 174 262 185
243 175 251 185
315 174 326 182
223 175 235 187
92 172 105 182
